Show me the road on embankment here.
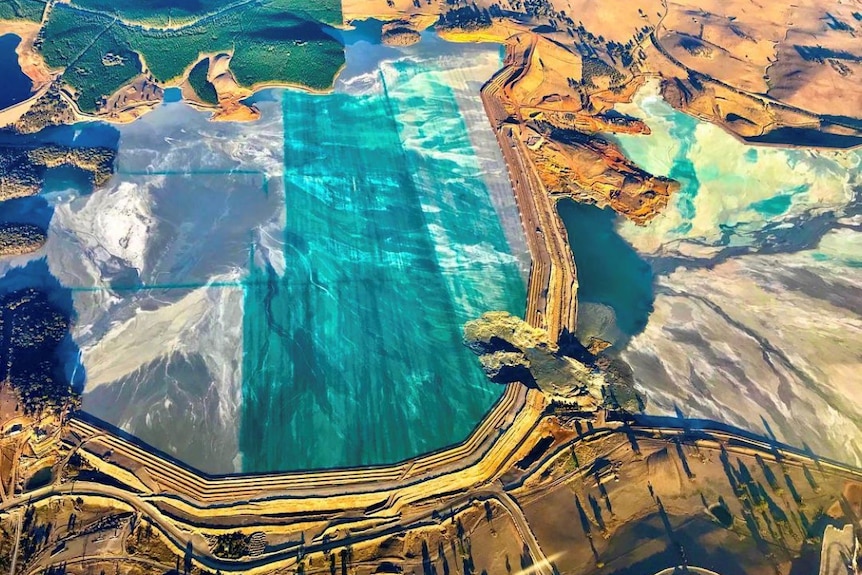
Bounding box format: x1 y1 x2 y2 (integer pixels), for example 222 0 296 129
479 33 578 343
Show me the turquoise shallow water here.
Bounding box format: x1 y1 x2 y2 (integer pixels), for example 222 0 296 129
558 90 856 345
239 60 526 471
611 92 854 250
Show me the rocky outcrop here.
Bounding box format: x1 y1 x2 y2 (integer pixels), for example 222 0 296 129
538 110 651 136
206 53 261 123
484 36 679 227
464 311 643 413
525 124 678 225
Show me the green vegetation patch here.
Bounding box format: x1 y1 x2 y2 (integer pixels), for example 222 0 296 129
38 0 345 111
66 41 142 112
438 5 491 30
282 0 341 27
69 0 231 27
188 58 218 104
70 0 341 27
0 289 77 414
39 7 111 68
229 21 345 89
0 0 46 22
40 7 142 111
580 56 625 89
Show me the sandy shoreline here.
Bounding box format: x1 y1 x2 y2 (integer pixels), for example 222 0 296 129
2 12 858 157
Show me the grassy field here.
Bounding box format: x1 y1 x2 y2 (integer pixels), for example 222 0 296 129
38 0 344 112
0 0 45 21
187 58 218 104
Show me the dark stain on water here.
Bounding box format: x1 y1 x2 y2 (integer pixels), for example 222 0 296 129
0 34 32 111
745 126 862 149
557 200 654 339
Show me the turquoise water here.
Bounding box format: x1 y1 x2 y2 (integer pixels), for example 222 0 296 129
750 193 793 217
665 113 698 234
0 34 32 110
239 60 526 471
615 99 701 234
611 93 853 249
163 87 182 102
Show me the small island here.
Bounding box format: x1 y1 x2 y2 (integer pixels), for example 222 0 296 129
0 143 116 200
0 223 46 256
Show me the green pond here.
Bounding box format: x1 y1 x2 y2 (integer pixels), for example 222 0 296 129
558 201 654 339
240 58 526 471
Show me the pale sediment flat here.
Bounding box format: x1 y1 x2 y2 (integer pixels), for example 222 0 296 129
602 81 862 465
626 230 862 464
613 80 857 257
48 99 287 472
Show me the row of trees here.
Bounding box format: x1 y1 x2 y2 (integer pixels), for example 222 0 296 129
438 4 492 30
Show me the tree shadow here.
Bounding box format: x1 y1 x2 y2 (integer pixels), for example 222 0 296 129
575 495 600 562
588 494 606 531
755 455 780 493
437 541 450 575
421 541 436 575
519 543 532 572
802 464 819 492
673 439 694 479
